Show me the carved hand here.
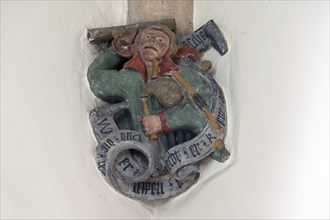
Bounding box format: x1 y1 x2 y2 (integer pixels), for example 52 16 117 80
112 25 139 57
141 114 162 135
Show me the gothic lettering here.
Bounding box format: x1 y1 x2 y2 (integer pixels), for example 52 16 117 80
200 139 210 148
216 109 226 127
168 178 174 191
132 182 164 195
120 132 142 143
175 179 184 189
106 138 115 146
165 150 182 169
97 118 113 134
118 157 134 172
100 143 110 152
192 34 203 46
133 182 140 194
199 30 207 40
183 146 189 159
97 161 106 175
180 29 209 50
206 132 217 144
189 143 201 157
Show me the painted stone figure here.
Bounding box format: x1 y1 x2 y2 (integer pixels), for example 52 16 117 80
87 21 230 200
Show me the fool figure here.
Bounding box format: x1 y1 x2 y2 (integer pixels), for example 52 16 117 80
88 24 230 200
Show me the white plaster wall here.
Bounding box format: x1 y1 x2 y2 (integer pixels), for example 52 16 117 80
156 1 329 219
1 1 329 220
1 1 152 219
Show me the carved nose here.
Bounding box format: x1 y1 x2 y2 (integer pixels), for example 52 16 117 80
148 37 155 44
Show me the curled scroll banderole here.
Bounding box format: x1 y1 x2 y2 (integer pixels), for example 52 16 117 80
179 20 228 56
95 129 200 200
171 69 225 151
91 65 228 200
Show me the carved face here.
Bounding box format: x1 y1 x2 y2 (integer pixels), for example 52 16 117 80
139 30 170 62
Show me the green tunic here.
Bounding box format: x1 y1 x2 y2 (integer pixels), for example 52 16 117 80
87 47 213 136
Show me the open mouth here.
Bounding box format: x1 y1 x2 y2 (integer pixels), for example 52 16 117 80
143 46 158 52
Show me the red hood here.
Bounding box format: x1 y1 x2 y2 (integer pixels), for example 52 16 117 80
123 50 177 83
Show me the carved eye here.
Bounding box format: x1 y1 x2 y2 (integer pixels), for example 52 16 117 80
157 37 165 43
146 35 151 39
